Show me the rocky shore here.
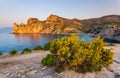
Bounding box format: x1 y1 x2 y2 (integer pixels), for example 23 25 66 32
0 45 120 78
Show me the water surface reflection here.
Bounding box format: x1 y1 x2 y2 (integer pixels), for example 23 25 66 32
14 34 67 45
0 28 93 53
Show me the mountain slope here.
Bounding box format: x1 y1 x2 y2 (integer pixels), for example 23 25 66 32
81 15 120 42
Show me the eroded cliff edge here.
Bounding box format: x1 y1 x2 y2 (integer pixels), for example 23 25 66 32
12 14 120 42
13 15 82 34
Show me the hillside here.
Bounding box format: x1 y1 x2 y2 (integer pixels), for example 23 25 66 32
12 15 120 41
0 45 120 78
81 15 120 42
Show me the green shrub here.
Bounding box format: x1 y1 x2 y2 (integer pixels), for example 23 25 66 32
44 42 51 50
101 49 114 66
41 34 114 73
106 43 115 46
9 49 17 55
41 54 57 66
33 45 43 50
21 48 31 54
0 51 2 55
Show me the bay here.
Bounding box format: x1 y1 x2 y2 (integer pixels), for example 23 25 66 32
0 28 93 53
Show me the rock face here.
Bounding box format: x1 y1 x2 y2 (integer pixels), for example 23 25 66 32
13 15 82 34
13 18 44 33
12 14 120 41
80 15 120 42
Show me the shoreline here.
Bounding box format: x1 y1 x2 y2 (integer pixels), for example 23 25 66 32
9 32 83 35
9 32 120 43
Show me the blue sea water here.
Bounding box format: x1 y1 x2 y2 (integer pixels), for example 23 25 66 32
0 28 93 53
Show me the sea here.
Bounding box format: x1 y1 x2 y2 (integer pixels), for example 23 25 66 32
0 27 93 54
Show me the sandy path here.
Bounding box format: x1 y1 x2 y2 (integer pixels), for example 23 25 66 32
0 50 51 78
0 50 48 63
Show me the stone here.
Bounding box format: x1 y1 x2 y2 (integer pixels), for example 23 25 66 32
109 62 120 74
19 70 27 74
26 70 37 75
98 67 115 78
21 75 27 78
0 73 8 78
42 66 47 70
5 73 11 76
82 72 96 78
115 73 120 78
43 75 53 78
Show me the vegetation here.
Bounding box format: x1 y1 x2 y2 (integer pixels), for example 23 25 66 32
33 45 43 50
43 42 51 50
106 43 115 46
41 54 57 66
0 51 2 55
21 48 31 54
41 34 114 73
9 49 17 55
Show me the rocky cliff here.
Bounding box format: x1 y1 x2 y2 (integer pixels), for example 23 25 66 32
12 14 120 41
13 15 82 34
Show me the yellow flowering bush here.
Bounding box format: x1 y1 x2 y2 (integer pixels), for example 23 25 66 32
41 34 114 73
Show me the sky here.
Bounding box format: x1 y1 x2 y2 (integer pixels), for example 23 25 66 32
0 0 120 27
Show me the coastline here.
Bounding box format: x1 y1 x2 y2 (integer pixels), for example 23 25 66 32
9 32 120 43
9 32 83 35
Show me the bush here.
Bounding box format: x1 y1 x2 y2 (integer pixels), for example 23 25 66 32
41 54 57 66
21 48 31 54
44 42 51 50
41 34 114 73
9 50 17 55
33 45 43 50
106 43 115 46
101 49 114 66
0 51 2 55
